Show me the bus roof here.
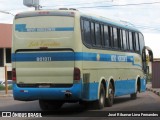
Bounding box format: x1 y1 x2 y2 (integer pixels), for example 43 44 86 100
15 9 140 33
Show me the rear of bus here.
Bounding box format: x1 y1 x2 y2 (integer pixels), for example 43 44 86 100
12 10 82 102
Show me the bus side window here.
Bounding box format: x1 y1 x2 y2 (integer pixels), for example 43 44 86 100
104 25 110 48
109 27 114 48
117 29 121 49
95 23 101 47
113 27 118 49
122 30 127 50
108 26 113 48
91 22 95 46
120 29 124 50
101 24 104 47
125 31 129 50
132 32 136 51
83 20 92 46
135 33 140 52
128 31 133 51
139 33 145 54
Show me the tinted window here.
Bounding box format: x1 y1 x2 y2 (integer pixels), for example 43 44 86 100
101 25 104 47
135 33 140 51
117 29 121 49
95 23 101 46
109 27 114 47
83 20 91 45
81 17 142 54
128 32 133 50
104 25 109 47
91 22 95 45
139 33 145 54
125 31 129 50
132 33 136 51
113 27 118 48
120 30 123 49
122 30 127 50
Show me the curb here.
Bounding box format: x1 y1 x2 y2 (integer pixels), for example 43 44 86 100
146 87 160 96
0 94 13 97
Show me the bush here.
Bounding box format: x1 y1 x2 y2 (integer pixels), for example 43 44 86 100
0 85 5 90
147 73 152 82
0 85 12 90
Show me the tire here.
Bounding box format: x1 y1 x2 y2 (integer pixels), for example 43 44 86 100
39 100 64 111
106 83 114 107
130 85 137 100
94 84 106 109
130 93 137 100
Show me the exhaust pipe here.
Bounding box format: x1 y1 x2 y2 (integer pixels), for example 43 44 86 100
63 90 72 98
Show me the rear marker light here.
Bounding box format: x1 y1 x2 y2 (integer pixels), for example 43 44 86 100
74 67 80 80
12 68 16 81
20 90 28 93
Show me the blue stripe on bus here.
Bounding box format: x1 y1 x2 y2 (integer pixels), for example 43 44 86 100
13 79 145 101
12 52 75 61
15 24 74 32
11 52 142 67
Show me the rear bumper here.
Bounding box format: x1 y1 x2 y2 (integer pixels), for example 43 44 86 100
13 81 82 101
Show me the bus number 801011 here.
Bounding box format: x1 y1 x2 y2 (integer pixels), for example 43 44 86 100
36 57 52 62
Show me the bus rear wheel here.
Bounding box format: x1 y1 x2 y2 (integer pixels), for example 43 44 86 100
94 84 106 109
130 92 137 100
130 83 138 100
106 83 114 107
39 100 64 111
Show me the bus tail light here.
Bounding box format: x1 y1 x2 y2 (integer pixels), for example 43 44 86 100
74 67 81 81
12 68 16 81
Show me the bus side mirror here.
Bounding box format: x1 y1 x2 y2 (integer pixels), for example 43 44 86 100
148 51 153 62
144 46 153 62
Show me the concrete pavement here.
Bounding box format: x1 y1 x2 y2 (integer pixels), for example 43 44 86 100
146 82 160 96
0 90 13 97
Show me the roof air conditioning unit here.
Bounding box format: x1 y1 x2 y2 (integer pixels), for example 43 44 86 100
23 0 40 10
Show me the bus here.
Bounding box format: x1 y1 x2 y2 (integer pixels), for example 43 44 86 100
12 8 153 110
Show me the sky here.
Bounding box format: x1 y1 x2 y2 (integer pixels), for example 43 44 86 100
0 0 160 58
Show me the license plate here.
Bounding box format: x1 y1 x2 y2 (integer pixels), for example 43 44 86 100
39 85 50 88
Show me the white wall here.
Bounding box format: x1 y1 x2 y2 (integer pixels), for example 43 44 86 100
0 67 5 81
0 48 12 81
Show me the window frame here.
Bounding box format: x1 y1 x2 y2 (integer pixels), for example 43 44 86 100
80 17 143 55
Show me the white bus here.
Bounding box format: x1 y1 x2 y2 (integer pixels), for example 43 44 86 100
12 9 153 110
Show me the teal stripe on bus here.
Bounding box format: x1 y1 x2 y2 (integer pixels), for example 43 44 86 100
11 52 142 67
15 24 74 32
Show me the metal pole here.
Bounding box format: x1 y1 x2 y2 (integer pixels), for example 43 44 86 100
5 66 8 94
